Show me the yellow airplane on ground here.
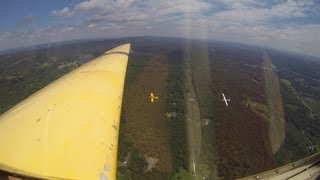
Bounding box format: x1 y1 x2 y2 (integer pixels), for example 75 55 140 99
149 92 158 103
0 44 130 180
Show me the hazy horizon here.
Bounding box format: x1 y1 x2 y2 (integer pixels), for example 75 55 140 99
0 0 319 57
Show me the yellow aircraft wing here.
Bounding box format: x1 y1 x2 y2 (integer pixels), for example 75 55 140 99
0 44 131 179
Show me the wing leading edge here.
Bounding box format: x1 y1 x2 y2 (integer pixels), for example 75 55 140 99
0 44 131 179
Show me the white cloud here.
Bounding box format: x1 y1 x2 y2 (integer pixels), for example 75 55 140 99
52 7 74 17
207 23 320 57
216 0 264 9
88 23 96 28
62 27 75 32
54 0 211 21
75 0 107 11
212 0 314 24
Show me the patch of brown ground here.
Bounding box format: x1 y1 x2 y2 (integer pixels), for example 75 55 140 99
122 55 172 172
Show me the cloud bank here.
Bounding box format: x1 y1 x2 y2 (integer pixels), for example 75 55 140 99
1 0 320 57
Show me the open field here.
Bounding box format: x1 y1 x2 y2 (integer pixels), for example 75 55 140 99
185 42 217 179
275 78 318 164
243 98 268 120
263 51 285 154
184 59 202 175
266 49 320 165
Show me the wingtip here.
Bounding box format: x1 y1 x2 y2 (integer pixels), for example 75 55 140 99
104 43 131 55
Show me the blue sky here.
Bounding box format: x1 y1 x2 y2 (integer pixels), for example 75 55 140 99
0 0 320 57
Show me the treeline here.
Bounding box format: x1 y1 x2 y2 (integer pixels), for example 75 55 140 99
166 49 188 172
